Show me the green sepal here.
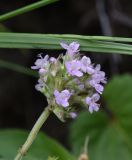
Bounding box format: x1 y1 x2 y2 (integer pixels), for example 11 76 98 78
53 106 66 122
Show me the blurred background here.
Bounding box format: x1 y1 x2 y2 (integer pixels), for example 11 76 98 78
0 0 132 150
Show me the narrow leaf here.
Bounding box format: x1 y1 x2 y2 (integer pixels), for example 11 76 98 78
0 0 59 22
0 59 37 77
0 33 132 55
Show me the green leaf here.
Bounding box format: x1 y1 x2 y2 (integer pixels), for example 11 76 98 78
0 0 59 22
47 157 58 160
69 75 132 160
0 129 75 160
0 59 37 77
0 33 132 55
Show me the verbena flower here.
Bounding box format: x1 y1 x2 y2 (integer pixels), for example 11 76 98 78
89 80 104 94
54 90 71 107
31 41 107 120
85 93 100 113
80 56 94 74
65 60 83 77
31 54 49 75
60 42 80 57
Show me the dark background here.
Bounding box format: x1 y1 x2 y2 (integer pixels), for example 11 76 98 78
0 0 132 148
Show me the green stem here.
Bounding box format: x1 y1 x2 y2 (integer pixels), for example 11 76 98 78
0 0 59 22
14 105 52 160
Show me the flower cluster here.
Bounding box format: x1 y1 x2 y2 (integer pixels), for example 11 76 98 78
31 42 106 120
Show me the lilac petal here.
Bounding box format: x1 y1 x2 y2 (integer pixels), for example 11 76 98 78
81 65 87 73
54 90 59 97
94 105 99 111
81 56 91 65
69 42 80 51
54 89 71 108
35 59 42 66
92 93 100 102
89 105 94 113
95 64 101 72
85 97 91 105
62 90 71 98
74 70 83 77
50 57 57 63
95 84 104 94
44 55 49 61
81 56 94 74
62 101 69 107
65 60 83 77
86 67 95 74
39 68 46 75
31 66 39 70
89 79 96 87
65 61 71 72
60 42 69 50
89 104 99 113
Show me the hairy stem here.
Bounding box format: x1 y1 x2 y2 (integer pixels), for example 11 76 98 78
14 105 52 160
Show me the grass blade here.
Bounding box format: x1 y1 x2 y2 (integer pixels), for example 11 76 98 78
0 59 37 77
0 33 132 55
0 0 59 22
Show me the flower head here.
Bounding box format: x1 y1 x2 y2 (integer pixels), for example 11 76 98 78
85 93 100 113
32 41 107 119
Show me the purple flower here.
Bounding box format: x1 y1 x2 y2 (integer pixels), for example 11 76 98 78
65 60 83 77
60 42 80 57
87 64 106 94
81 56 94 74
31 54 49 75
92 64 106 84
85 93 100 113
89 80 104 94
54 89 71 107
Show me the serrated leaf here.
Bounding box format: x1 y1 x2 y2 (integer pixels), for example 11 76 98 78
69 75 132 160
0 129 75 160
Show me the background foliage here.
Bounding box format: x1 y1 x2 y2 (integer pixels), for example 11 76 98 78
70 75 132 160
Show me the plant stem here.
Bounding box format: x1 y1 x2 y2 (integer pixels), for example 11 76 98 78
14 105 52 160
